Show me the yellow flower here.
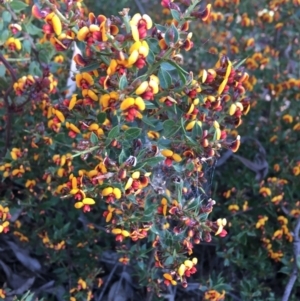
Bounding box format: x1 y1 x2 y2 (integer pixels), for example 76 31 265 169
186 120 202 131
5 37 22 51
102 187 122 203
147 131 160 139
256 216 268 229
77 26 90 41
0 221 9 233
66 122 81 134
215 218 227 236
45 12 62 35
111 228 130 237
82 89 98 101
161 149 182 166
228 204 239 212
129 40 149 57
130 13 152 42
282 114 293 123
76 72 94 89
74 198 95 210
259 187 271 197
77 278 87 290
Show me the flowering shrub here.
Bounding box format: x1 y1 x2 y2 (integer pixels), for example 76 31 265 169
183 0 300 299
0 0 251 300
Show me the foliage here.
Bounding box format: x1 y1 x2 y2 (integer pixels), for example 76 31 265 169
1 0 300 300
0 0 250 300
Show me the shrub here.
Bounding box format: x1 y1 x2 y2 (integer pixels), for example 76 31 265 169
0 0 251 300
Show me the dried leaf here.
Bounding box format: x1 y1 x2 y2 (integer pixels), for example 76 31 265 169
107 281 128 301
8 277 35 295
6 240 41 272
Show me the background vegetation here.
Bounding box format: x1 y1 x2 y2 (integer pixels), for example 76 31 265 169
0 0 300 300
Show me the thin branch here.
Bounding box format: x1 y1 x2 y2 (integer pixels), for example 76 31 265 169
0 52 18 82
6 4 41 65
134 0 146 14
3 85 14 151
97 262 119 301
282 216 300 301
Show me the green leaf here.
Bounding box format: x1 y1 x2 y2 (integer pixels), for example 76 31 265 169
233 57 248 69
125 127 141 140
163 120 180 137
36 43 55 63
0 19 4 31
146 38 161 54
0 29 9 43
170 9 181 22
22 39 31 54
79 62 99 73
97 112 107 124
160 62 176 71
164 256 174 265
154 24 167 33
2 11 12 23
9 0 28 12
134 156 164 170
191 121 202 139
158 68 172 89
142 116 156 128
164 24 179 46
146 49 155 65
29 61 42 77
185 135 198 147
164 59 188 84
24 23 42 35
119 74 128 90
90 132 99 144
108 125 120 139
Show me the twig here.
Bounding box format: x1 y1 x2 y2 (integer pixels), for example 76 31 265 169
134 0 146 14
0 52 18 82
97 262 119 301
3 85 14 150
6 4 41 65
282 216 300 301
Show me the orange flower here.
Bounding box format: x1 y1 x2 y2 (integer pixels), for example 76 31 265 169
163 273 177 286
259 187 271 197
204 289 225 301
256 216 268 229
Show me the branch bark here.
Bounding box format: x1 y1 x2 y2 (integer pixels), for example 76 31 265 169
282 216 300 301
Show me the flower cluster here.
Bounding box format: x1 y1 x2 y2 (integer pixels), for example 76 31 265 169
0 0 253 298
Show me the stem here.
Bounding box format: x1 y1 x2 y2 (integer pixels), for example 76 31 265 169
43 0 70 24
3 85 14 151
0 52 18 82
6 57 31 62
6 4 41 65
71 146 100 158
282 217 300 301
